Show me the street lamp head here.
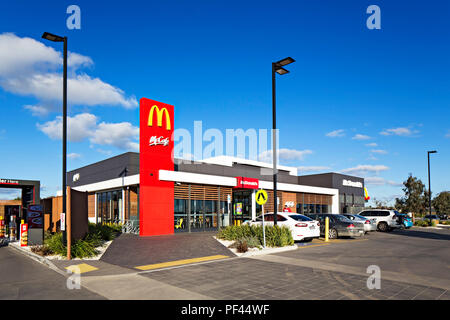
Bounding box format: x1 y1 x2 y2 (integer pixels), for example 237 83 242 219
275 67 289 75
42 32 64 42
275 57 295 67
428 150 437 154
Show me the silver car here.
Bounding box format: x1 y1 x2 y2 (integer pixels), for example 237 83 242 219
343 214 377 233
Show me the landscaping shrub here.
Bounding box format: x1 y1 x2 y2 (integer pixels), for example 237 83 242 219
217 225 293 247
30 245 53 256
88 222 122 241
441 220 450 225
228 235 261 250
414 220 429 227
235 239 248 253
41 222 122 259
45 232 66 256
431 219 438 227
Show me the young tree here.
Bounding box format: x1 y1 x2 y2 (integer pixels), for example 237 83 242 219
432 191 450 215
395 174 426 215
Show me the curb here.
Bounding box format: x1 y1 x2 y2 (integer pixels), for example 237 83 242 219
214 236 298 257
7 242 68 277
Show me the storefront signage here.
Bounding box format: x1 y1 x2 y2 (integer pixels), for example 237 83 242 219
235 177 259 189
20 223 28 247
0 179 19 185
149 135 170 146
140 98 175 236
27 205 43 229
60 213 65 231
342 179 363 188
0 218 5 238
234 203 243 215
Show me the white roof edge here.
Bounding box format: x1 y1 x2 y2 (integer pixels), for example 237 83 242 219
72 174 139 192
200 156 298 176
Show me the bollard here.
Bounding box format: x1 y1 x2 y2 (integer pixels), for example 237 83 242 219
325 217 329 242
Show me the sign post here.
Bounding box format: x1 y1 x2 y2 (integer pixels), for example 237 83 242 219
255 189 268 248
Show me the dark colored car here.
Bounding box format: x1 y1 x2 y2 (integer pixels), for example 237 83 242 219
305 213 365 239
424 214 440 222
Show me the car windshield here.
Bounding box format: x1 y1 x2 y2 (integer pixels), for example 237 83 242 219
352 214 367 220
333 215 353 222
289 214 313 222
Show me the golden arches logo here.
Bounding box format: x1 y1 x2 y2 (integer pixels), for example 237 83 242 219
148 105 171 130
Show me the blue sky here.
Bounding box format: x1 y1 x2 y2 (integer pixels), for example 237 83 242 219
0 0 449 204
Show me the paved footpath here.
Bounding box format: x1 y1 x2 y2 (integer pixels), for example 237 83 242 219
3 227 449 300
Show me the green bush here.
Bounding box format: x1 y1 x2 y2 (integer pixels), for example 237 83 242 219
42 222 122 259
88 222 122 241
217 225 293 247
228 235 261 249
441 220 450 225
414 220 430 227
45 232 66 256
431 219 439 227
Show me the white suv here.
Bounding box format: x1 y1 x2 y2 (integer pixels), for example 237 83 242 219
358 209 402 232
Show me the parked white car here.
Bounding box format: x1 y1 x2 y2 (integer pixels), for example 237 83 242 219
357 209 402 232
243 212 320 241
342 213 377 233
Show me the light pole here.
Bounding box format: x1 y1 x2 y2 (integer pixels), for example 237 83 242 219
272 57 295 225
427 150 437 217
42 32 68 245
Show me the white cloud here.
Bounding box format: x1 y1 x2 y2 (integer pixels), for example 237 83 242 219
445 131 450 138
326 129 345 138
91 122 139 151
341 164 389 176
37 113 97 142
0 33 137 114
365 177 402 187
352 134 371 140
380 127 418 136
259 148 313 163
68 153 81 159
365 142 378 147
24 104 51 117
38 112 139 151
297 166 332 173
370 149 388 154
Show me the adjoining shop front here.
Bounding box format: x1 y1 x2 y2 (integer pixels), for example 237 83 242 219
68 152 348 235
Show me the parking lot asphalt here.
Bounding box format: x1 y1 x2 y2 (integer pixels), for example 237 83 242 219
136 227 450 300
0 247 104 300
275 228 450 284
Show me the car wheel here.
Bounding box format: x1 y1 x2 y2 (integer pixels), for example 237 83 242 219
329 228 338 239
378 222 388 232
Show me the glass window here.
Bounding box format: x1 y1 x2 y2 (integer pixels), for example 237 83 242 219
321 205 329 214
204 200 217 230
191 200 204 231
174 199 188 232
220 201 230 227
289 214 313 222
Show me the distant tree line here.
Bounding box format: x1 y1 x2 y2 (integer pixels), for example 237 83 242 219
393 174 449 216
367 174 449 216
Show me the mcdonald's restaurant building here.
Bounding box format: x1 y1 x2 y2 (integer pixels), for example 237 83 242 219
67 98 365 237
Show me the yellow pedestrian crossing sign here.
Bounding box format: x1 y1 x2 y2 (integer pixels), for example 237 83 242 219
255 189 268 205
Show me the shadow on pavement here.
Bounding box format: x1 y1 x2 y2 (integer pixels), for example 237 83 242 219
387 228 450 241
